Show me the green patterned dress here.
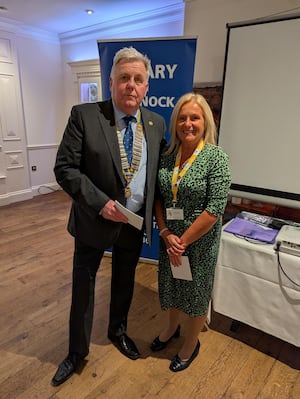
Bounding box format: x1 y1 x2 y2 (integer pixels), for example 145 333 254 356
157 144 231 316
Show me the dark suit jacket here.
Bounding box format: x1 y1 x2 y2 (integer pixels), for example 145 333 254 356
54 99 166 250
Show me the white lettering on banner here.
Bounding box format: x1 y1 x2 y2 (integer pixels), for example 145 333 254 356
149 64 178 79
142 96 175 108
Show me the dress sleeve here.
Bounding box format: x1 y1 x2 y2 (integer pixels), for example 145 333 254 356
205 147 231 217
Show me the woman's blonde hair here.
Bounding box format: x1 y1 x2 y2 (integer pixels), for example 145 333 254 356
166 92 217 154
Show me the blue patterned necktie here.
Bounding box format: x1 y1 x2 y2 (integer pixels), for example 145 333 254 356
123 115 135 165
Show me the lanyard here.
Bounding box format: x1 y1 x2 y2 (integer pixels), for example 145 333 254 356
171 139 204 206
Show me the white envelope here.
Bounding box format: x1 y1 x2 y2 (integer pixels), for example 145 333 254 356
171 256 193 281
115 201 144 230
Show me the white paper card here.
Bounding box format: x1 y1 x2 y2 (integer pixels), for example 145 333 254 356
171 256 193 281
166 207 184 220
115 201 144 230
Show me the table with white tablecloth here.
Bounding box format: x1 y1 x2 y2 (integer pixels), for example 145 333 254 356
212 225 300 347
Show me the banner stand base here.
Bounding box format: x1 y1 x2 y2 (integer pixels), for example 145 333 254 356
104 251 158 264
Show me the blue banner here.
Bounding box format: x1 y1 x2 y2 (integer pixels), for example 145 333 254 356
98 37 197 261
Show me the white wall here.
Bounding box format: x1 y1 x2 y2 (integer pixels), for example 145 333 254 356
184 0 300 84
16 35 64 194
18 36 64 145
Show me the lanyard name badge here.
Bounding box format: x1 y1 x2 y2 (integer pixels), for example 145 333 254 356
166 139 204 220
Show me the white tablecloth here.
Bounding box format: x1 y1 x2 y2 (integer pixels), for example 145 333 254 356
213 225 300 347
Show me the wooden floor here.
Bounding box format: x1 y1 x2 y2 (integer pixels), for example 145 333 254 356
0 190 300 399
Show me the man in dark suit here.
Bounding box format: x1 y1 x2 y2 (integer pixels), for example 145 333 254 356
51 47 166 386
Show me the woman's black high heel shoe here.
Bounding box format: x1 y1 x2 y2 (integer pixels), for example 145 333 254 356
150 325 180 352
169 340 200 372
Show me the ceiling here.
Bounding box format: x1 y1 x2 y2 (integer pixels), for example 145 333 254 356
0 0 182 35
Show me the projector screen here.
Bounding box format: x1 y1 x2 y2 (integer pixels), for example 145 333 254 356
218 14 300 209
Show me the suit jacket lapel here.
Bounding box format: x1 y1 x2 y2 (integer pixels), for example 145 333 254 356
97 100 126 185
141 108 156 188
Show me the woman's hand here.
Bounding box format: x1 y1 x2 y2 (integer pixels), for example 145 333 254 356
164 233 186 254
163 233 186 266
166 250 183 267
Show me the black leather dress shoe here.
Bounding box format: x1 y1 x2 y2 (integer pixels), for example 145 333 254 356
169 340 200 372
150 325 180 352
108 333 140 360
51 353 85 386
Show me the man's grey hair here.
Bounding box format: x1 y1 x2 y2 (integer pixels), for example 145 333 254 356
110 46 151 81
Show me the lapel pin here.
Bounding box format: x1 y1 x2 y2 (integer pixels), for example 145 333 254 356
148 121 154 126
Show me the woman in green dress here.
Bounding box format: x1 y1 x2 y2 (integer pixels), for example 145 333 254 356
151 93 231 372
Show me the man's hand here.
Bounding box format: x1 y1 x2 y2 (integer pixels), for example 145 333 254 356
101 200 128 223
